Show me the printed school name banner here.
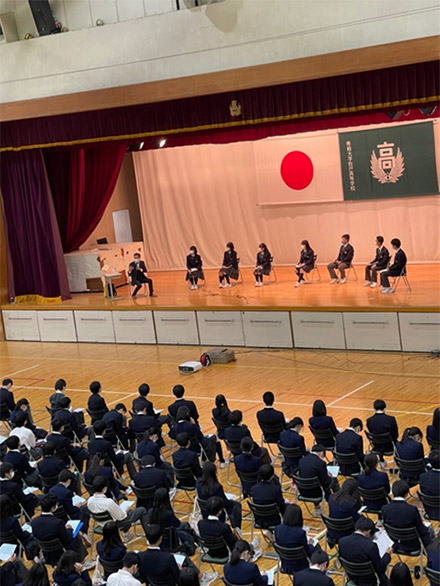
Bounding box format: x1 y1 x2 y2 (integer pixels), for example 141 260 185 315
339 122 439 201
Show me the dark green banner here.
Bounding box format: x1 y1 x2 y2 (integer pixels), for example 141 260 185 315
339 121 439 201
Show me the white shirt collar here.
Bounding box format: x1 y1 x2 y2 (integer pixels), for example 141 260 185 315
394 497 406 501
95 435 104 439
207 515 219 521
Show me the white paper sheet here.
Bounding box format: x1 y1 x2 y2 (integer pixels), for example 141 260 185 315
374 529 394 557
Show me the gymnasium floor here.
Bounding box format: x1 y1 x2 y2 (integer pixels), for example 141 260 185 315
1 340 439 585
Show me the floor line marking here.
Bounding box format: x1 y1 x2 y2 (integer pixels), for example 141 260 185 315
328 380 374 407
106 393 138 407
1 364 40 377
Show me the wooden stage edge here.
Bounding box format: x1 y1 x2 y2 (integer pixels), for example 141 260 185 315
3 264 440 313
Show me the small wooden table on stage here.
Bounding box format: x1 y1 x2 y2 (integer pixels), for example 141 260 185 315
103 272 123 300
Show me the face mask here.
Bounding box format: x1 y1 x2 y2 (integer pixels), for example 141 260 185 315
9 472 15 480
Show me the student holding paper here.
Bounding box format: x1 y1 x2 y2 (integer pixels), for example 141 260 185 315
224 540 269 586
328 478 362 542
196 462 242 529
49 469 90 534
0 495 39 560
293 550 336 586
52 550 92 586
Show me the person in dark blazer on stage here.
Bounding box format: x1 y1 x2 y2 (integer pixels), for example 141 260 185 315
87 381 109 419
198 496 238 559
382 480 432 553
186 246 204 290
364 236 391 288
395 426 426 481
335 418 364 476
274 504 319 573
293 550 335 586
419 450 440 520
219 242 239 288
128 252 155 298
357 453 390 511
224 540 268 586
366 399 398 455
172 433 203 486
309 400 339 449
279 417 307 476
427 408 440 448
256 391 286 443
253 243 272 286
168 385 199 424
328 478 361 541
297 445 339 505
250 465 286 529
295 239 315 287
380 238 407 293
327 234 354 284
338 516 391 586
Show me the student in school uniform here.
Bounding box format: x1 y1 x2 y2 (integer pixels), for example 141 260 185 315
3 436 40 487
198 496 238 559
186 246 204 290
309 400 339 449
380 238 407 293
363 236 391 288
87 381 109 419
224 540 269 586
172 432 203 486
419 450 440 520
357 454 390 512
293 550 336 586
294 239 315 287
219 242 239 288
133 455 172 509
334 418 364 476
256 391 286 443
0 494 40 561
49 378 68 412
427 408 440 447
196 462 242 529
96 521 127 578
366 399 399 456
250 465 286 529
327 234 354 284
88 420 136 479
395 426 426 482
132 383 155 416
253 243 272 286
297 445 339 513
0 378 15 419
279 417 307 476
234 437 264 496
224 410 270 464
52 550 92 586
328 478 361 542
168 385 200 424
49 469 90 532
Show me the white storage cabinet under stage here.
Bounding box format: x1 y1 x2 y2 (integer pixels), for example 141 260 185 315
343 312 401 351
74 310 116 343
197 311 245 346
398 313 440 352
242 311 293 348
2 310 40 341
154 311 199 345
37 311 77 342
291 311 346 349
112 311 156 344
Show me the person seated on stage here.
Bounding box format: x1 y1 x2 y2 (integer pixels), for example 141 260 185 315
4 436 40 487
49 378 68 412
32 494 88 565
102 403 131 449
49 469 90 533
37 441 68 488
52 550 93 586
168 384 200 424
309 399 339 449
293 550 335 586
10 398 46 440
253 242 272 287
224 540 268 586
128 252 156 298
256 391 286 443
295 239 315 287
132 383 155 415
251 464 286 529
0 494 40 561
169 406 217 462
427 536 440 572
363 236 391 288
148 487 195 554
328 478 361 542
225 410 270 464
88 475 149 536
234 436 264 496
366 399 399 457
389 563 414 586
132 455 172 509
338 516 391 586
279 417 307 476
84 454 127 501
55 396 88 440
8 411 41 458
46 418 88 472
274 503 320 574
327 233 354 284
219 241 239 288
395 426 426 482
96 521 127 578
198 496 238 558
87 380 109 420
427 407 440 448
382 480 433 553
420 451 440 520
357 453 390 512
297 445 339 515
186 245 204 290
196 461 242 529
335 418 365 476
88 420 137 479
107 552 142 586
172 432 203 486
380 238 407 294
0 378 15 420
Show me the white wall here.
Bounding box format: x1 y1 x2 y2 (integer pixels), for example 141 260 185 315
0 0 439 104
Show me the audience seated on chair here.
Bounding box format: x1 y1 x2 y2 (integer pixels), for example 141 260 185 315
197 496 238 559
168 384 199 424
4 435 40 487
196 462 242 529
52 550 92 586
250 464 286 529
49 378 68 412
357 453 390 511
395 426 426 482
366 399 399 455
133 455 172 508
172 432 203 486
256 391 286 443
87 380 109 421
96 521 127 578
106 551 142 586
297 445 339 511
334 418 364 476
233 437 263 496
419 450 440 520
309 400 339 449
427 408 440 448
327 478 361 541
278 416 307 476
0 378 16 420
0 462 40 518
224 539 268 586
293 550 335 586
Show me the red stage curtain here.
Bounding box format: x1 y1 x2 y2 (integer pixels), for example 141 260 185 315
45 144 126 252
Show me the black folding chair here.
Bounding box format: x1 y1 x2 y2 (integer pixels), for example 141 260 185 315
426 567 440 585
365 430 395 457
41 474 59 493
384 523 427 584
309 426 336 451
248 501 280 542
258 421 284 459
0 530 25 558
418 491 440 522
99 557 124 578
394 454 426 487
132 484 157 509
236 469 259 499
34 537 66 566
427 436 440 451
358 486 390 515
277 443 303 483
339 557 378 585
333 451 363 477
90 510 113 555
172 466 196 513
87 408 107 424
196 534 230 572
224 439 242 487
273 543 309 585
321 514 355 548
391 266 411 292
291 475 324 518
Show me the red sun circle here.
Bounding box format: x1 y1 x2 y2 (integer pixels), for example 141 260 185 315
280 151 314 190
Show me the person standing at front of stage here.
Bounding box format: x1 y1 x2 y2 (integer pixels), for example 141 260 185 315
295 240 315 287
327 234 354 284
219 242 239 288
128 252 156 298
186 246 204 290
254 243 272 286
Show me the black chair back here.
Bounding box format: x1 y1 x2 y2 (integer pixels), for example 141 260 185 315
309 425 336 447
334 451 362 473
35 537 65 566
132 484 157 505
41 475 59 492
236 470 259 492
365 430 395 455
258 421 285 443
339 557 377 581
277 443 303 462
172 466 196 490
100 557 124 577
248 500 280 529
321 514 355 539
426 567 440 585
418 490 440 521
197 534 230 562
212 417 229 432
292 474 323 502
87 408 107 422
225 440 242 457
358 486 390 512
273 543 309 566
427 437 440 451
384 523 423 554
394 455 425 478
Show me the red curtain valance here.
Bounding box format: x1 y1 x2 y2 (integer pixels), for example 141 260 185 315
1 60 438 152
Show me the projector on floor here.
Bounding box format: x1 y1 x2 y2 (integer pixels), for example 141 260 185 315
178 361 203 374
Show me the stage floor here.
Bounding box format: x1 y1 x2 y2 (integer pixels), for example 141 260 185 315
5 264 440 312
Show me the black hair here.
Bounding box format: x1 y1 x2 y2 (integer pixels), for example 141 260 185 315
176 432 190 448
287 417 304 429
138 383 150 397
123 552 140 570
93 475 109 493
401 426 422 442
55 550 79 576
226 242 235 252
206 496 224 517
102 521 125 557
258 243 270 255
180 567 200 586
259 464 274 482
240 436 254 456
263 391 274 406
428 450 440 470
342 234 350 241
332 478 361 507
229 410 242 425
0 463 13 477
90 381 101 394
201 462 218 496
176 406 190 422
230 540 252 566
54 378 66 391
22 562 50 586
189 246 198 254
93 420 106 435
146 523 163 544
51 419 64 432
391 238 401 248
392 480 409 498
41 494 58 512
300 239 311 249
389 562 414 586
376 236 384 245
312 400 327 417
86 454 104 480
16 398 30 408
2 378 12 387
432 408 440 430
363 453 379 476
5 436 19 450
58 469 75 484
374 399 386 411
133 253 141 258
350 418 363 430
13 411 27 427
173 385 185 398
115 403 126 412
215 394 229 417
149 487 173 527
0 494 12 520
282 503 303 527
59 396 71 408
